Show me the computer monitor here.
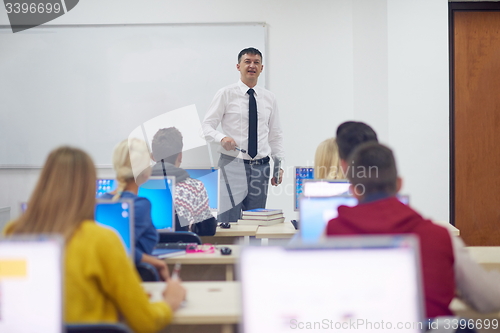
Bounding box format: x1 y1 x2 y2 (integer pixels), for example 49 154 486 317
302 179 350 197
96 178 117 197
0 237 63 333
185 168 219 210
299 195 411 243
240 236 424 333
294 166 314 211
95 199 134 259
138 176 176 230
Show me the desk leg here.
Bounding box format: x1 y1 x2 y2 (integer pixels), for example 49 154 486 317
261 238 269 246
225 264 234 281
243 235 250 245
221 324 233 333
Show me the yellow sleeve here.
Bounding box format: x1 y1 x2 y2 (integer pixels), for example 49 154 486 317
94 227 173 333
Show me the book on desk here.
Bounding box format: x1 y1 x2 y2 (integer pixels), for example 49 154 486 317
239 209 284 226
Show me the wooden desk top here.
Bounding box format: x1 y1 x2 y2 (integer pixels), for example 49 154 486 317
255 222 297 239
164 245 239 265
434 221 460 236
143 281 499 326
143 281 240 325
214 224 258 237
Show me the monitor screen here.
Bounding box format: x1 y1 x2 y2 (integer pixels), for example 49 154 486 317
299 196 357 242
299 195 411 243
0 237 63 333
138 176 175 230
302 179 350 197
96 179 117 197
185 168 219 210
294 167 314 211
95 199 134 258
240 237 423 333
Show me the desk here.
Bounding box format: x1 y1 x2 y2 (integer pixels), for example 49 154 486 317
165 245 239 281
201 225 258 245
143 281 240 333
143 281 499 333
434 221 460 236
255 222 297 245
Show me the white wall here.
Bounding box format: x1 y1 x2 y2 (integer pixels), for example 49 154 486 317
0 0 449 222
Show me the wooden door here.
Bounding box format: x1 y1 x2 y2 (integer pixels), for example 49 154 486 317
453 7 500 245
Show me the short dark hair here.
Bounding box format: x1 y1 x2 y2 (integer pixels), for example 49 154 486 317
336 121 378 160
346 142 398 196
238 47 263 63
151 127 183 164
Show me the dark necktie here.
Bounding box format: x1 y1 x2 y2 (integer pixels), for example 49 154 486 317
247 88 258 158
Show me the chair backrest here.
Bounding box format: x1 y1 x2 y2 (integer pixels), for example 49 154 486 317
158 231 202 244
136 262 161 282
66 323 131 333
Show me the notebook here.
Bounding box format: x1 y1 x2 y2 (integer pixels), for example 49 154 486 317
240 235 424 333
95 199 135 259
0 237 63 333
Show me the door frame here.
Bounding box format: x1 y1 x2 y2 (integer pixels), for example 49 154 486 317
448 2 500 226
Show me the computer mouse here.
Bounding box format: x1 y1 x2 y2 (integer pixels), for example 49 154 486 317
220 247 232 255
219 222 231 229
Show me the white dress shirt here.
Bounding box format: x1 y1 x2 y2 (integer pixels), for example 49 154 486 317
202 80 285 161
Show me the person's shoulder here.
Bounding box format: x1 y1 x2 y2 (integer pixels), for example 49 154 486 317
255 85 276 98
180 177 207 192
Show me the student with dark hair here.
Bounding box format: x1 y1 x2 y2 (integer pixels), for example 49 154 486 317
151 127 216 236
326 142 500 324
5 146 185 332
202 47 285 222
336 121 378 161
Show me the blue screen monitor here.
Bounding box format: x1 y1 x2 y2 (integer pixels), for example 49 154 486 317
96 179 117 197
95 199 134 258
138 176 175 230
299 195 410 243
294 166 314 211
185 168 219 210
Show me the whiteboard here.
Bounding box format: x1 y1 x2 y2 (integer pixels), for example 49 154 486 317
0 23 267 167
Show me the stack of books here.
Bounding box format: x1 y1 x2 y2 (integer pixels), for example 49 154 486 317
238 208 284 226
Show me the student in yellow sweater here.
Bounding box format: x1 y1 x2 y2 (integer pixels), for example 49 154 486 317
5 146 185 333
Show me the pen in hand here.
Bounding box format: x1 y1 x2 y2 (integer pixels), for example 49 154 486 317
235 146 247 153
171 263 181 280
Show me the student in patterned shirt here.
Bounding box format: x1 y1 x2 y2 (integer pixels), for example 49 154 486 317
150 127 217 236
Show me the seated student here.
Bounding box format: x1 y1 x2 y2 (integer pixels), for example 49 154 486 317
314 137 345 179
326 142 500 321
4 146 185 333
100 139 169 280
336 120 378 173
150 127 217 236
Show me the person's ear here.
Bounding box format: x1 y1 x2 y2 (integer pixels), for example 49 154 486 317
340 159 348 175
236 63 240 71
150 152 156 162
175 152 183 167
396 177 403 193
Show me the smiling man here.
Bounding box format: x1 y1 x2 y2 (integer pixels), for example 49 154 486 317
202 47 285 222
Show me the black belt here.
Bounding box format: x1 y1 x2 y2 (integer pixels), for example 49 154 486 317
221 154 270 165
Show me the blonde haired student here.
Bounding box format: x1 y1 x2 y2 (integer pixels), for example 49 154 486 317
314 137 345 179
5 146 185 333
100 138 169 280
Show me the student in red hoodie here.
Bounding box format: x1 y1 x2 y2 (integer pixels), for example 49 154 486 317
326 142 500 323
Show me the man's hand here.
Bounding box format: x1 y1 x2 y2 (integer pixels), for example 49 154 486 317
142 254 170 281
271 168 284 186
162 278 186 312
221 137 237 151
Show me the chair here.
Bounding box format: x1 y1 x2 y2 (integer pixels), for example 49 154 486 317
158 231 202 244
136 262 161 282
66 323 131 333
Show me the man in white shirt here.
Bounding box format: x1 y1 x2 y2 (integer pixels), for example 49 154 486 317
202 47 284 222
